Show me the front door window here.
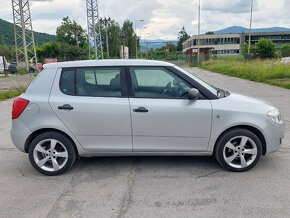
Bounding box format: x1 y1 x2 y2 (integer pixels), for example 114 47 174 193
130 67 192 99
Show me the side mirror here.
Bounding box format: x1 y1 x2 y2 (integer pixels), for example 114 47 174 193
188 88 199 100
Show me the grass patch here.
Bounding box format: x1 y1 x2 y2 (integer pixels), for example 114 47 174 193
200 58 290 89
213 55 246 61
0 89 26 101
0 75 9 78
17 69 28 75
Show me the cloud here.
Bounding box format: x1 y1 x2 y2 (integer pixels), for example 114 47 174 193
32 19 61 35
202 0 257 13
0 0 288 39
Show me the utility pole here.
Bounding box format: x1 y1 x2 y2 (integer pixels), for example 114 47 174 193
248 0 254 54
2 56 7 76
100 17 111 57
165 42 169 60
120 31 125 59
86 0 103 60
12 0 38 73
197 0 201 65
135 19 144 59
145 33 151 59
146 42 149 59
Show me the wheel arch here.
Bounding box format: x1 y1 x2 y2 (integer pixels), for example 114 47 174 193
24 128 79 156
213 125 267 155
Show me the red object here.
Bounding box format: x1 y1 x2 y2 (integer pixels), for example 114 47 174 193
44 58 57 64
36 63 43 71
12 98 29 119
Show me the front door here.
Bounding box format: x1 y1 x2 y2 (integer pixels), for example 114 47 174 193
128 67 212 152
49 67 132 152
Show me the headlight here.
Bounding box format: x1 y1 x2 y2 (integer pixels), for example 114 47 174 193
267 110 283 124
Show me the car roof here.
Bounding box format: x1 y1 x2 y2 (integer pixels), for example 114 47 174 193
43 59 174 69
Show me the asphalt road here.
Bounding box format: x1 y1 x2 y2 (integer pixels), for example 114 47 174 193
0 67 289 218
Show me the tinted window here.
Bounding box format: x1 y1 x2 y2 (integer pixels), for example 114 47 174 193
60 69 75 95
60 67 121 97
130 67 192 99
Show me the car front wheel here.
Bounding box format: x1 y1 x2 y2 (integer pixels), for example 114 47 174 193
28 132 76 176
215 128 262 172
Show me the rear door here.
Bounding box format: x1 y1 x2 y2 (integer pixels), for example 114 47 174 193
128 66 212 152
49 66 132 152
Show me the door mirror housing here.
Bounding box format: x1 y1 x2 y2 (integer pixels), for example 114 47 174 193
188 88 199 100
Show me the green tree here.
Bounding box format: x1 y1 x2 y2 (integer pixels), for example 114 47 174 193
241 42 248 55
241 42 256 55
122 20 138 58
280 43 290 57
108 20 122 57
56 17 87 48
177 26 190 51
255 38 276 59
0 44 14 61
159 43 177 52
99 19 122 58
38 42 61 58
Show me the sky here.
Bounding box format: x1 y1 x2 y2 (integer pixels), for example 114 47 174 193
1 0 289 40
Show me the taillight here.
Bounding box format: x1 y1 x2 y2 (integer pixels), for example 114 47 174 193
12 98 29 119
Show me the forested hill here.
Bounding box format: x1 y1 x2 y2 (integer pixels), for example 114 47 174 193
0 18 56 48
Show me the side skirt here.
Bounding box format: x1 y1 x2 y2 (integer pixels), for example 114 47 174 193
79 151 213 157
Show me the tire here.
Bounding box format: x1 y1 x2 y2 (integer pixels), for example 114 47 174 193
28 132 76 176
215 128 262 172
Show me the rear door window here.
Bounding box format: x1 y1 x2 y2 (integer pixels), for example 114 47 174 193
60 67 122 97
60 69 75 95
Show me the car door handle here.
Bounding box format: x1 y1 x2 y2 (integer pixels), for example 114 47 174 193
133 107 149 113
58 104 74 110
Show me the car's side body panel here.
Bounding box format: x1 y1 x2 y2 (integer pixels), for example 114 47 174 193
129 98 212 152
208 93 284 154
11 67 87 156
48 68 133 152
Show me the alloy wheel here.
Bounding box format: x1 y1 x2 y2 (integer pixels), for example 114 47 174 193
223 136 258 169
33 139 68 172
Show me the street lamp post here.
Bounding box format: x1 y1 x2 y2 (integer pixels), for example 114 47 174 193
197 0 201 65
135 19 144 59
140 26 147 58
144 33 151 59
248 0 254 54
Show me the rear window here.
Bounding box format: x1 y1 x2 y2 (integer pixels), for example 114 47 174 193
60 67 121 97
60 69 75 95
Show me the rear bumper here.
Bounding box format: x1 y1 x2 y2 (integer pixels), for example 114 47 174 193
10 119 32 152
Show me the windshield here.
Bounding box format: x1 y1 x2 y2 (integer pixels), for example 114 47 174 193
174 66 219 97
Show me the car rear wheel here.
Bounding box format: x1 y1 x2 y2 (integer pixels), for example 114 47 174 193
215 128 262 172
28 132 76 176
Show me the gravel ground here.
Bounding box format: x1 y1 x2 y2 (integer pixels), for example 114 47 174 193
0 67 289 218
0 74 35 91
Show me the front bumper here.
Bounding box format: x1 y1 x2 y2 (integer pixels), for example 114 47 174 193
264 121 284 154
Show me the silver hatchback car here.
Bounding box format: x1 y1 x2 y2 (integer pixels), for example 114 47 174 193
11 60 284 175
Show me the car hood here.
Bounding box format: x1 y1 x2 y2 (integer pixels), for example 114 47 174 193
212 92 277 114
